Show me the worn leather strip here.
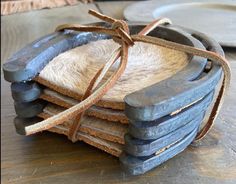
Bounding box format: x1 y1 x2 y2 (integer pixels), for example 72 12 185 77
66 13 171 141
40 88 128 124
38 103 128 144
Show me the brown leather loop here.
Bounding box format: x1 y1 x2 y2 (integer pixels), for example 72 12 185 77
67 13 168 142
111 20 133 46
111 20 129 33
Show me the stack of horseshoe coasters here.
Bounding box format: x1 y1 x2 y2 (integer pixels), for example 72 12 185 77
3 23 223 175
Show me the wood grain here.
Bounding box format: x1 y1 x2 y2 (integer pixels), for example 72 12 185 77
1 0 79 15
1 2 236 183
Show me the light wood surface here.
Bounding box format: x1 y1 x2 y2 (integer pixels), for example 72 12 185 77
1 2 236 184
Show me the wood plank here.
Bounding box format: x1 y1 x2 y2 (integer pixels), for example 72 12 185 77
1 1 236 183
1 0 79 15
1 2 98 64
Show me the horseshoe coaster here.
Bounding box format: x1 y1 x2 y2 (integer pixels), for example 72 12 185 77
4 24 208 118
120 26 223 175
3 22 223 175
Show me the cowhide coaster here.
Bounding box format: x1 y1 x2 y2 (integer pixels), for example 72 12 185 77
14 116 123 157
11 82 129 123
40 88 128 124
34 38 188 110
13 89 213 146
38 103 128 144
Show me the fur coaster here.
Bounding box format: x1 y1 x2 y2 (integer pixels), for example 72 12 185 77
35 39 188 110
49 126 122 157
38 103 128 144
40 88 128 124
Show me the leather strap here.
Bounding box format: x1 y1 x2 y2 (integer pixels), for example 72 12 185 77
66 11 171 142
25 10 231 143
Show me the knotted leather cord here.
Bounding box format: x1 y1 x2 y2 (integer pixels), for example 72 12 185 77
67 14 172 141
25 10 231 142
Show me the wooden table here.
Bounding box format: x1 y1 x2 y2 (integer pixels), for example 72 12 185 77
1 2 236 184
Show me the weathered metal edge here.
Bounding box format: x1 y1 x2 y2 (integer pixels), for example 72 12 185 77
120 126 198 175
128 89 214 139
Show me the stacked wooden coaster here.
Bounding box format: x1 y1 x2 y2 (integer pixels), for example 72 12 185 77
3 23 224 175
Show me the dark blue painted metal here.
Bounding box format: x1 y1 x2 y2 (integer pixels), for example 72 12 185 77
11 82 42 102
14 117 43 135
124 65 222 121
125 112 203 157
14 100 46 118
124 26 224 122
128 90 214 140
3 31 109 82
120 26 224 175
120 126 198 175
